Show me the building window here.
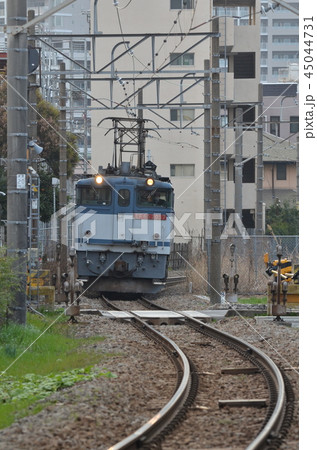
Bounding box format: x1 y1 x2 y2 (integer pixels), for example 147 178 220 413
272 51 298 60
219 57 229 72
54 15 63 27
234 53 255 79
170 52 194 66
272 67 288 76
170 164 195 177
276 163 287 180
272 35 299 44
272 19 299 27
270 116 280 136
290 116 299 133
220 105 228 128
237 106 256 129
171 0 193 9
170 108 195 122
242 158 255 183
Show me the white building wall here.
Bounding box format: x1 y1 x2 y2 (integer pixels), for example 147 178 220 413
91 0 261 235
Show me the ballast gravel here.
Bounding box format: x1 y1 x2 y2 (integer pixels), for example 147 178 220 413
0 284 299 450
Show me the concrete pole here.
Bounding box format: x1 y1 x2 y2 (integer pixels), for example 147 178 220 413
6 0 28 324
204 59 212 293
28 10 37 152
59 62 68 211
210 17 222 303
256 83 264 235
59 62 68 298
138 90 145 170
234 107 243 222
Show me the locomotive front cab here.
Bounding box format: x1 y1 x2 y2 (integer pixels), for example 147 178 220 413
74 175 174 294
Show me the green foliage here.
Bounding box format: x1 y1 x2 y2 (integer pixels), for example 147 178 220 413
0 367 115 404
0 83 80 222
238 297 267 304
265 200 299 235
0 249 21 321
36 90 79 178
38 169 55 222
0 313 105 376
0 313 116 428
0 368 115 429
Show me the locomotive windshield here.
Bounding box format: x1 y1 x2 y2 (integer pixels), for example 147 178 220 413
77 186 112 206
137 189 172 208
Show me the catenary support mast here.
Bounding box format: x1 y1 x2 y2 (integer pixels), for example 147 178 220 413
6 0 28 324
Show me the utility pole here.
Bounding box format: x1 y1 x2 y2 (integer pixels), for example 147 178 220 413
256 84 264 235
209 17 222 304
58 62 68 299
6 0 28 324
234 107 243 222
137 90 145 169
28 10 37 152
204 59 212 294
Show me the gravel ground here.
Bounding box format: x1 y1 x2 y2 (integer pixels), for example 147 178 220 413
0 283 299 449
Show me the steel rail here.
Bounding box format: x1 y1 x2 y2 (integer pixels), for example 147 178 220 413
107 315 191 450
182 313 286 450
101 297 287 449
101 296 194 450
135 298 288 448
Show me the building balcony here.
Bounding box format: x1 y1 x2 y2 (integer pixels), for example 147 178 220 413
220 72 234 103
219 17 235 50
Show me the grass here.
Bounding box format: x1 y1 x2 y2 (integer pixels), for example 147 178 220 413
0 312 115 429
238 297 267 304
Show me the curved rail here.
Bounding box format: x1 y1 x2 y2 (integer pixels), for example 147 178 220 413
106 314 192 449
102 297 288 449
183 313 287 450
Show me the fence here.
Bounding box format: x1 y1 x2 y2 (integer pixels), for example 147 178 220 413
169 235 299 295
37 219 299 296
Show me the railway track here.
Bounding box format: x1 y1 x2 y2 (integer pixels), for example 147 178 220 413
94 296 294 449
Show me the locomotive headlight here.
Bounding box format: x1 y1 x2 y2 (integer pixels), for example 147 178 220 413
146 177 155 187
95 174 103 184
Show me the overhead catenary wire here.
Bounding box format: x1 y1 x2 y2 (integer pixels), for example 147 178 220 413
111 0 200 111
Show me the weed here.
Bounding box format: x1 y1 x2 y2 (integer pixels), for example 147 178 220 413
0 312 116 429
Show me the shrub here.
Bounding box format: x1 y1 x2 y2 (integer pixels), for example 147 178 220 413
0 249 21 323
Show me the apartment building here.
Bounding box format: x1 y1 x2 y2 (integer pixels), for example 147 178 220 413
91 0 261 235
262 82 298 207
215 1 299 83
0 1 6 50
1 0 92 166
263 82 298 142
260 1 299 82
262 131 298 206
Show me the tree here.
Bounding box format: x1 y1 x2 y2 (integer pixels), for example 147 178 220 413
265 200 299 235
0 74 79 223
38 169 55 223
36 90 79 179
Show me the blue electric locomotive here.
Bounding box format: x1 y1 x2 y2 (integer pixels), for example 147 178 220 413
74 159 174 295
